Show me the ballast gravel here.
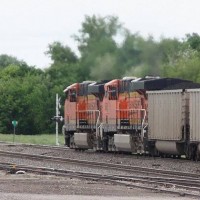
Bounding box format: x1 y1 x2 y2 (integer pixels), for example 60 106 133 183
0 143 198 199
0 143 199 174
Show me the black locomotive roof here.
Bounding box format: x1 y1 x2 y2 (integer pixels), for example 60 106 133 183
119 78 134 92
79 81 95 96
131 78 193 91
88 80 110 95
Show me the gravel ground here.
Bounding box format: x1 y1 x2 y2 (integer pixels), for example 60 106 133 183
0 143 199 199
0 144 200 174
0 172 194 200
0 155 137 177
0 193 194 200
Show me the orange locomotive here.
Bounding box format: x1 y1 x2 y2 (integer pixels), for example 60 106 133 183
63 77 196 154
63 82 79 146
100 77 151 153
63 80 109 149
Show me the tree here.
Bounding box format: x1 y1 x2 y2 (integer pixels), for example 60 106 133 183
90 53 117 80
186 33 200 51
119 35 162 77
162 48 200 82
45 41 80 91
74 15 121 80
0 56 52 134
0 54 24 69
116 32 142 73
46 42 78 64
45 42 80 126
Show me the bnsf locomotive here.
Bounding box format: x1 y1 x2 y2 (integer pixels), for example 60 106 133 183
62 77 200 160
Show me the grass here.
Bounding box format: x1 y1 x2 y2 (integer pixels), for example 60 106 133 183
0 133 65 145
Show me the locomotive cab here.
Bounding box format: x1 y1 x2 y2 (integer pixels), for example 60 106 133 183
101 77 147 153
114 77 148 153
74 80 109 150
74 81 96 150
63 83 79 147
103 79 119 132
101 79 119 151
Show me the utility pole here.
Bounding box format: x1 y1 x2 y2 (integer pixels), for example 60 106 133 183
52 94 63 145
56 93 60 146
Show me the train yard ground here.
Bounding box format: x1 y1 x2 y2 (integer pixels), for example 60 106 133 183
0 142 199 199
0 172 178 200
0 168 194 200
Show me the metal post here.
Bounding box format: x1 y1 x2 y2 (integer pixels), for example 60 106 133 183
56 93 59 146
12 120 18 143
13 126 15 143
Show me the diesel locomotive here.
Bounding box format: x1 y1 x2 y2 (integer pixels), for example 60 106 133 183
62 76 200 160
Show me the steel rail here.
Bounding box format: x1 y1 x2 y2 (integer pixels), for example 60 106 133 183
0 141 193 163
0 162 199 198
0 150 199 180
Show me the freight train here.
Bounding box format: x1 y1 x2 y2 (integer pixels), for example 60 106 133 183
62 77 200 160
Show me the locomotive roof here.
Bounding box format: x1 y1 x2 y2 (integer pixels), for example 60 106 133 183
78 81 96 96
63 83 79 93
88 80 110 94
130 78 193 91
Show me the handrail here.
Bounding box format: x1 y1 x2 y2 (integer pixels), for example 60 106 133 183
116 108 147 141
77 110 101 139
98 123 103 139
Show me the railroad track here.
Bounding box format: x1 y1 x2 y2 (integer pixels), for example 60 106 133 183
0 149 199 179
0 161 199 198
0 141 192 164
0 150 200 198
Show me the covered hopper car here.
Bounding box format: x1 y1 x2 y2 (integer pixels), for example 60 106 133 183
148 87 200 160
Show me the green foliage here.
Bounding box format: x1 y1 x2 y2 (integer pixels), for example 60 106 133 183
162 49 200 82
45 41 79 86
0 70 50 134
186 33 200 51
45 42 80 128
158 38 182 63
74 15 121 80
90 53 117 80
46 42 78 64
1 15 200 136
0 55 24 69
116 32 142 71
161 34 200 82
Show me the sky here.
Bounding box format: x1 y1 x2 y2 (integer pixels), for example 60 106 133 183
0 0 200 69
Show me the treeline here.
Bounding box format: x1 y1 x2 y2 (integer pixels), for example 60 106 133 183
0 15 200 134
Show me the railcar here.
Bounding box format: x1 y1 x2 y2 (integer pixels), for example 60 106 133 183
147 84 200 160
63 76 200 159
187 89 200 160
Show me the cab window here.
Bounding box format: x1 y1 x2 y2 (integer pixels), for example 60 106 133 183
69 90 77 102
108 86 118 100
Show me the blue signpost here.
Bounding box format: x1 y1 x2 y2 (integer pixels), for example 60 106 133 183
12 120 18 143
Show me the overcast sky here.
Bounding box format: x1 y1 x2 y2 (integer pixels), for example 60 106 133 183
0 0 200 68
